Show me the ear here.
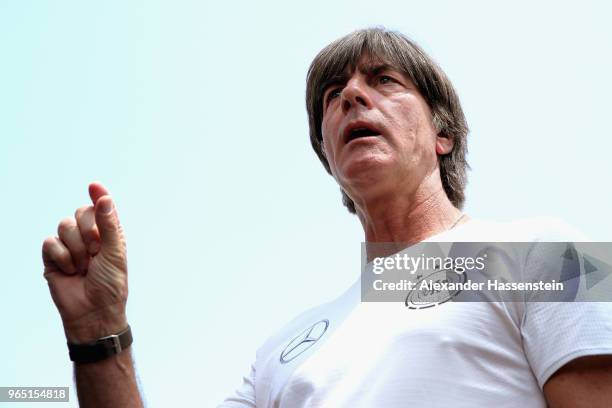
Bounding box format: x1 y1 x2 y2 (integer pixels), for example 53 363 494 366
435 133 454 155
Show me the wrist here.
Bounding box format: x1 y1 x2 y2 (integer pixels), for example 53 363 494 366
63 305 128 344
68 325 133 364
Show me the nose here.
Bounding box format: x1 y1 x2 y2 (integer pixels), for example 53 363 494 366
341 76 373 113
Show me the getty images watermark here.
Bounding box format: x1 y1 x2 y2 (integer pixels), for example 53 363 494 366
360 242 612 308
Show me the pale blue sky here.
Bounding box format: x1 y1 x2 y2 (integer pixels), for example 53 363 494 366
2 1 611 407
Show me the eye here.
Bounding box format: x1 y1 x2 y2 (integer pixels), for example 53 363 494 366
326 87 342 103
378 75 395 84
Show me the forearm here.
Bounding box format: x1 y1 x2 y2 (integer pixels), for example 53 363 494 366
75 348 144 408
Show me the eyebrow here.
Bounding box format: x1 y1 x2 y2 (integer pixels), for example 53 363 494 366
356 62 398 77
320 74 349 98
320 61 401 98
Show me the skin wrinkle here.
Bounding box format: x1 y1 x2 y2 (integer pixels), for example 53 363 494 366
359 185 452 244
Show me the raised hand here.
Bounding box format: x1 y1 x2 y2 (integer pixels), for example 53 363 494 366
43 182 129 343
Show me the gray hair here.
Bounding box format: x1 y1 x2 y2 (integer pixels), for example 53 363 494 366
306 27 469 213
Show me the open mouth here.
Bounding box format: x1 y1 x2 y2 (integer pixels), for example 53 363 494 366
345 126 381 144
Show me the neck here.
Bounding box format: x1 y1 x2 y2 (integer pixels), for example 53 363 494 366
356 183 465 245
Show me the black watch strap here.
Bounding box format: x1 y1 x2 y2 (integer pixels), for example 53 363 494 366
68 325 133 364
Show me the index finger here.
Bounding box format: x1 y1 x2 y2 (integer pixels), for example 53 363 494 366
88 182 110 205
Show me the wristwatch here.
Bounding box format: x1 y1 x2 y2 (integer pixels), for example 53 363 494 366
67 325 133 364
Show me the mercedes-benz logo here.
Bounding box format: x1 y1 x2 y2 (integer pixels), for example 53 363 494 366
280 319 329 364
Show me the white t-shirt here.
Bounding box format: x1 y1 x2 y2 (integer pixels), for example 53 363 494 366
218 217 612 407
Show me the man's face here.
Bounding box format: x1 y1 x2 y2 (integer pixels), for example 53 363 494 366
320 55 451 207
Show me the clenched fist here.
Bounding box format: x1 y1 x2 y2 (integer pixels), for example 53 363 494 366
42 182 129 344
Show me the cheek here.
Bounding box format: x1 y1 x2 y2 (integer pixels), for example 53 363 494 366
400 99 437 144
321 115 338 148
389 99 438 164
320 118 338 171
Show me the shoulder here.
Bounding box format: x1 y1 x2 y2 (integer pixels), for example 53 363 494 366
453 216 589 242
508 216 590 242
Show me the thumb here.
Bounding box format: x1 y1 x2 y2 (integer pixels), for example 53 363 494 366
94 195 122 249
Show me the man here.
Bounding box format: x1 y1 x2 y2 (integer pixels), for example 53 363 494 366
42 27 612 407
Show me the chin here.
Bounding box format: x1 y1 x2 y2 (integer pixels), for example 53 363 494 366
340 153 393 188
